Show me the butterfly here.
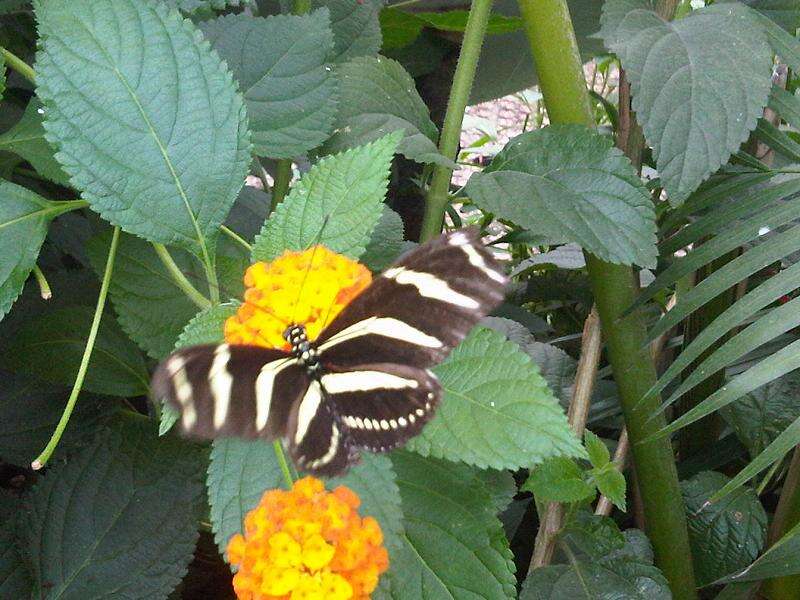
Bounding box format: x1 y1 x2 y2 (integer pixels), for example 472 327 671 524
152 228 507 476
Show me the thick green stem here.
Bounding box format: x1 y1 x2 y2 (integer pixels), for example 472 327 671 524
419 0 494 242
1 46 35 83
32 227 121 470
762 446 800 599
152 243 212 310
518 1 697 597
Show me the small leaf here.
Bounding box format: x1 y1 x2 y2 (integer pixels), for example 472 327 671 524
201 10 337 158
35 0 251 251
415 11 523 34
0 181 64 319
599 0 772 203
522 457 595 504
466 125 657 267
2 306 149 397
163 0 253 14
408 326 585 470
681 471 767 587
323 56 451 166
313 0 381 62
86 231 203 360
253 132 401 261
377 451 516 599
0 100 70 186
360 206 405 272
20 414 206 598
584 430 610 468
592 466 627 512
175 303 236 349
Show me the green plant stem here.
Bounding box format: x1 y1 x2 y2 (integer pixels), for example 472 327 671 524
0 46 35 83
518 2 698 597
762 446 800 598
419 0 494 242
271 160 292 212
152 242 212 310
32 265 52 300
220 224 253 253
273 440 295 489
32 227 121 470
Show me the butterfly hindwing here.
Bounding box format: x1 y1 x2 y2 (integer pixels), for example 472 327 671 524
152 344 308 440
321 363 441 452
316 228 507 369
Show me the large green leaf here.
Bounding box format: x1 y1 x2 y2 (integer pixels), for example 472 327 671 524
20 414 205 599
2 306 150 397
465 125 657 267
718 519 800 584
0 492 31 598
408 326 585 470
35 0 251 251
164 0 252 13
207 438 285 559
721 370 800 458
201 10 337 159
0 181 66 319
312 0 382 62
0 370 119 466
599 0 772 203
681 471 767 587
323 56 450 166
361 206 405 272
377 451 516 599
253 132 401 261
744 0 800 30
86 231 202 360
0 100 69 185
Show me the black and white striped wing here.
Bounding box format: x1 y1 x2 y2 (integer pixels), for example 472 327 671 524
321 364 441 452
152 344 307 440
315 228 507 369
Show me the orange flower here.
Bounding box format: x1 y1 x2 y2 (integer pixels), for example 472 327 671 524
224 246 372 350
228 476 389 600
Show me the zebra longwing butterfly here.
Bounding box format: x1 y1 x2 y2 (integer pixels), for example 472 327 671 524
152 228 507 476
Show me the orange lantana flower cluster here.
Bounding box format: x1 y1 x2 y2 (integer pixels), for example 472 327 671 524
224 246 372 350
227 476 389 600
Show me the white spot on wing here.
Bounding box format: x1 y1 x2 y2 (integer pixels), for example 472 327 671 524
319 316 442 351
255 358 295 431
209 345 234 430
460 242 506 283
321 371 419 394
294 381 323 445
309 423 340 469
170 359 196 429
383 267 480 309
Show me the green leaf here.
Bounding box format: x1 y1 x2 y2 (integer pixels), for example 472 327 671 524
2 306 149 397
408 326 585 470
592 466 627 513
0 100 70 186
0 491 31 598
744 0 800 30
415 11 523 34
721 370 800 458
522 457 595 504
718 519 800 583
163 0 252 13
201 10 337 159
35 0 251 251
377 451 516 599
253 132 401 261
0 181 64 319
584 430 610 468
86 231 202 360
681 471 767 587
20 414 205 598
599 0 772 203
323 56 451 166
0 52 4 102
312 0 381 62
466 125 657 267
207 438 285 559
0 370 119 466
379 8 424 50
175 303 235 349
361 206 405 272
751 8 800 72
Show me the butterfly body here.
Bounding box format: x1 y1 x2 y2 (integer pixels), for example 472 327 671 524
153 229 507 476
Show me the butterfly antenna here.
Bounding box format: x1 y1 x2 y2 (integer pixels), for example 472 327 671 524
288 215 332 326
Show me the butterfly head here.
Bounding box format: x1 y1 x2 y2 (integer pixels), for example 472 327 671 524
285 324 321 376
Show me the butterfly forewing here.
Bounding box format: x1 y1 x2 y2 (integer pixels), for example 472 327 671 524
316 228 507 369
152 344 308 440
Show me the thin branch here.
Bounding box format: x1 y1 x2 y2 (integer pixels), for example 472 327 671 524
152 242 212 310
